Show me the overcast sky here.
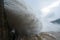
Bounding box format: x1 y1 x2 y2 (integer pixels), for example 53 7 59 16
18 0 60 32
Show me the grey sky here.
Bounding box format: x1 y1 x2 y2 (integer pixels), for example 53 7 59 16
23 0 60 32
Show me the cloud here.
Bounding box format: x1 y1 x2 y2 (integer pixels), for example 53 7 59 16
40 0 60 17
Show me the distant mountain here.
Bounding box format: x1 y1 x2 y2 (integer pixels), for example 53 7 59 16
51 19 60 24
